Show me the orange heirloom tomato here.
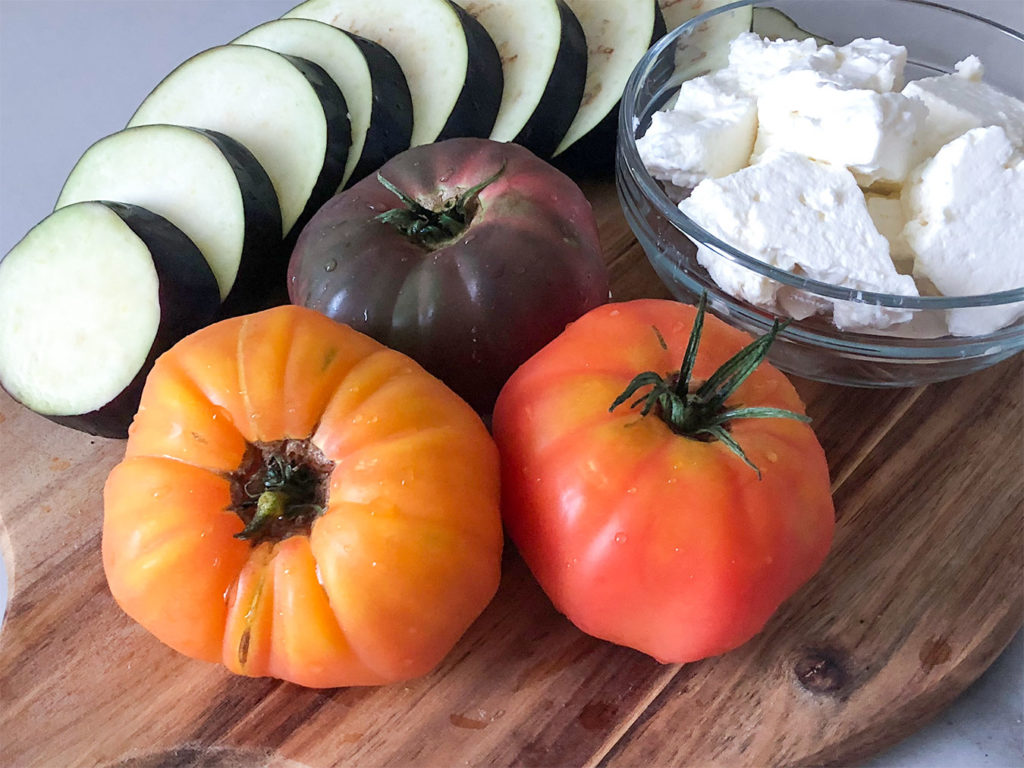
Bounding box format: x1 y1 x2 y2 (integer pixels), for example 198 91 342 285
102 305 502 687
492 298 834 664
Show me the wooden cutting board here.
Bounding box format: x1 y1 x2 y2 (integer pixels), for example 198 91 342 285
1 180 1021 768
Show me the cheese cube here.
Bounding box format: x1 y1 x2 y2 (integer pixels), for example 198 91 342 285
902 58 1024 165
827 38 908 93
752 69 928 186
636 75 757 189
903 126 1024 336
679 150 918 329
725 32 820 94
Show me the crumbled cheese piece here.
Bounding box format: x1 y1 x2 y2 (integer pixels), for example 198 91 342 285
865 193 914 273
679 150 918 329
902 58 1024 164
903 126 1024 336
636 76 757 189
954 55 984 82
753 69 928 186
828 37 908 93
724 32 820 94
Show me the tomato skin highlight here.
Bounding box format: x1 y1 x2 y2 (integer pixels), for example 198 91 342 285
492 299 835 663
103 305 502 687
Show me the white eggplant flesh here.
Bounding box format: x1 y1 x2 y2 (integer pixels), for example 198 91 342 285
55 124 282 308
127 44 350 237
555 0 665 155
0 201 220 437
661 0 755 76
452 0 587 157
233 18 412 188
283 0 503 147
751 7 832 45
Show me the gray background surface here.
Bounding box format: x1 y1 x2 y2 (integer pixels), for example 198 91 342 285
0 1 1021 766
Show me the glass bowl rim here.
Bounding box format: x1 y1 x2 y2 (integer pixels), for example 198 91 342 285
618 0 1024 312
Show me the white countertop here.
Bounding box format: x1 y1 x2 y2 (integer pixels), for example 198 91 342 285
0 1 1021 765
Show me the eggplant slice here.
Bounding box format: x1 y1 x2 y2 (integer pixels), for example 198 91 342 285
452 0 587 158
55 124 282 311
555 0 666 156
751 7 832 45
664 0 755 76
283 0 503 147
127 44 350 238
233 18 412 188
0 201 220 438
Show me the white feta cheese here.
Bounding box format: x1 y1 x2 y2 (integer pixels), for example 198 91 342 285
827 37 908 93
679 149 918 329
643 33 914 190
902 57 1024 165
752 68 928 186
725 33 906 95
954 55 984 82
903 126 1024 335
865 193 914 273
724 32 820 94
636 75 757 189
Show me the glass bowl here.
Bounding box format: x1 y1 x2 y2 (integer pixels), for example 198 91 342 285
616 0 1024 387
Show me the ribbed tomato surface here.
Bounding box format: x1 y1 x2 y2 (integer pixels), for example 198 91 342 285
103 306 502 687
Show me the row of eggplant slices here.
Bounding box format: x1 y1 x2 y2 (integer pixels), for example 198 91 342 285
0 0 736 439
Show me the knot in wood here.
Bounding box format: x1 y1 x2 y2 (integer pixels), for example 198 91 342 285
794 648 849 696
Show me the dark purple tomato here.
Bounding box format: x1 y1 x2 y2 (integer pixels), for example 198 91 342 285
288 138 609 412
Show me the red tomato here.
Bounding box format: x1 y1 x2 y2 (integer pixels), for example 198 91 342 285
492 299 835 663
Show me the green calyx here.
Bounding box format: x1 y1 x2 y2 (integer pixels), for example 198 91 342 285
609 293 810 479
234 453 325 542
375 163 507 249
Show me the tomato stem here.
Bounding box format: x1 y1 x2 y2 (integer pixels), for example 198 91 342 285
609 293 810 478
375 163 506 249
231 442 331 543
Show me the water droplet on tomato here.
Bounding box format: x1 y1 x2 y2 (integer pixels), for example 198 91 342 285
324 259 337 273
626 487 637 494
614 532 628 544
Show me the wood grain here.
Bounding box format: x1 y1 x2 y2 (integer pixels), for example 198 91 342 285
1 182 1021 768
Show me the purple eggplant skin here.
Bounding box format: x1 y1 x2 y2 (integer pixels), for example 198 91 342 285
288 138 610 413
281 53 352 242
49 202 220 438
511 0 588 159
187 127 284 318
436 3 504 142
344 33 414 184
